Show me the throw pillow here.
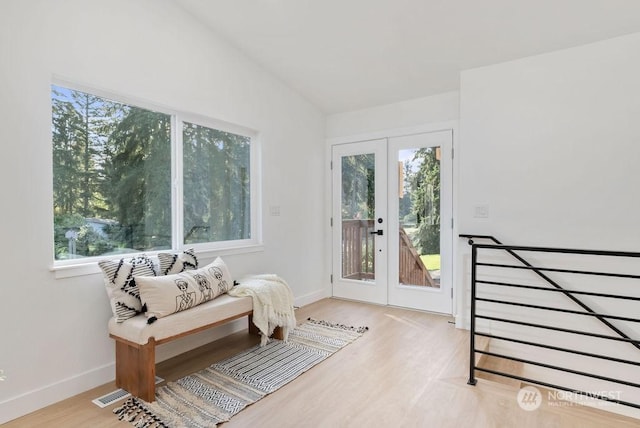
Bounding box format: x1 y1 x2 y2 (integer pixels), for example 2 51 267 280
157 248 198 275
137 257 234 321
99 255 156 323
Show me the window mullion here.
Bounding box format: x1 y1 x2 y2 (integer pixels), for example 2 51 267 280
173 115 184 249
251 135 261 243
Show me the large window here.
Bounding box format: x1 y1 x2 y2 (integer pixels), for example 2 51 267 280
51 84 258 262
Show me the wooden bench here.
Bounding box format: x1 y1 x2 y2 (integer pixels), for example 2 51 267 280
108 293 282 402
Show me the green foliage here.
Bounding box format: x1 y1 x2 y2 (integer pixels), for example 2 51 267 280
52 87 111 217
102 107 172 250
51 85 252 259
398 161 413 224
53 213 114 259
183 123 251 243
410 148 440 255
415 223 440 255
51 88 162 257
341 153 375 219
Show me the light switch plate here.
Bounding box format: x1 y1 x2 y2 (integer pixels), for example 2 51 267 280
474 205 489 218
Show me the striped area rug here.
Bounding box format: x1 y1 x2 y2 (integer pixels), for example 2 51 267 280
114 319 368 427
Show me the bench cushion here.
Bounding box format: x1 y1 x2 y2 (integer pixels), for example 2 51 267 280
108 294 252 345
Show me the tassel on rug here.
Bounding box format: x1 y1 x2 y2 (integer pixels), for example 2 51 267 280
114 398 167 428
306 317 369 334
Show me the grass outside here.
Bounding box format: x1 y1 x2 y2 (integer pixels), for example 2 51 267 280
420 254 441 271
403 226 440 271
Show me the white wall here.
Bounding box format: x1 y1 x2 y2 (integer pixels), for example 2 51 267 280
458 33 640 417
326 91 459 139
0 0 324 423
459 33 640 251
458 31 640 318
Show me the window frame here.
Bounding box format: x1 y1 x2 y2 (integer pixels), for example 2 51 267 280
175 112 262 253
50 79 263 278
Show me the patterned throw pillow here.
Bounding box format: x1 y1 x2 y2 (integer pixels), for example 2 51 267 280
137 257 233 322
99 255 156 323
157 248 198 275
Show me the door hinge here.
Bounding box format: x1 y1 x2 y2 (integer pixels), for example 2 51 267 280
451 218 454 229
330 217 333 227
451 288 453 299
330 161 333 170
330 274 333 284
451 147 454 159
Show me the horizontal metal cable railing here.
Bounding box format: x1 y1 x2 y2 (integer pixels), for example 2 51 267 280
461 234 640 410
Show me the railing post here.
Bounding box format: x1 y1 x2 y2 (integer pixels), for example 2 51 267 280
468 244 478 386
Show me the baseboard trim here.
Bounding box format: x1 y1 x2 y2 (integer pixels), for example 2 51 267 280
294 287 331 308
0 362 114 425
1 287 330 424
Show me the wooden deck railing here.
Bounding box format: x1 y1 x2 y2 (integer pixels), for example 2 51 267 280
341 219 437 287
399 228 437 287
342 219 375 280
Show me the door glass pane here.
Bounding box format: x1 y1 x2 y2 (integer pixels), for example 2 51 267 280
398 147 440 288
341 153 375 281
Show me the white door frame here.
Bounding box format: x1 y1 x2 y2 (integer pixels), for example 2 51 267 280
326 121 459 318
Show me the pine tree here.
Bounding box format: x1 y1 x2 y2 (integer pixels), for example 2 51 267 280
183 124 251 243
102 107 171 250
411 147 440 254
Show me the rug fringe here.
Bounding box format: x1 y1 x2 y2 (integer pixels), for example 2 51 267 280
306 317 369 334
114 398 167 428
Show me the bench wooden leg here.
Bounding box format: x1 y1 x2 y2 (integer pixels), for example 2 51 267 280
115 338 156 402
272 326 284 340
248 314 285 340
248 314 259 336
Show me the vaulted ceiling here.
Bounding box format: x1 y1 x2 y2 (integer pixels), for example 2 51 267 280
174 0 640 114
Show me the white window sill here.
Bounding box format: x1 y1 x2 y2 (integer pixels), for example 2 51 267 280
50 244 265 280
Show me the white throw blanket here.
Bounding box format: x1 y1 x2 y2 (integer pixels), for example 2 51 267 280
228 274 296 346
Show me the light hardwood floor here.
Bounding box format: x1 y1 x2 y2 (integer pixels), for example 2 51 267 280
5 298 639 427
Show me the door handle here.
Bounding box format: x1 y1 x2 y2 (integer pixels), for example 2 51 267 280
370 230 384 236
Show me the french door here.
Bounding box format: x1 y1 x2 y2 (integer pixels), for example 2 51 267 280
331 139 388 304
331 131 453 314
